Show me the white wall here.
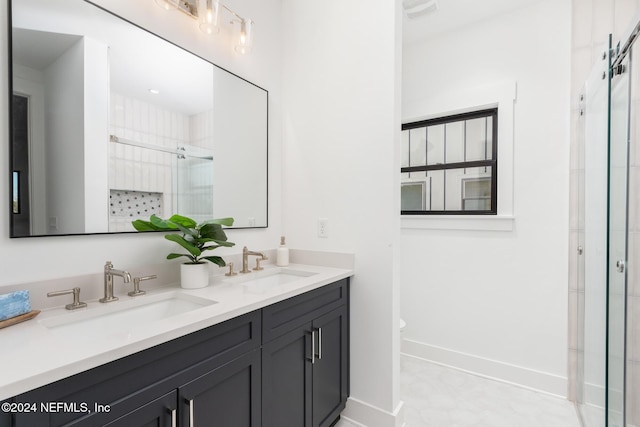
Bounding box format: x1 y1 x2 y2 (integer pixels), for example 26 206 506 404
400 0 572 396
0 0 283 285
213 69 267 227
281 1 403 425
82 36 109 233
44 39 85 234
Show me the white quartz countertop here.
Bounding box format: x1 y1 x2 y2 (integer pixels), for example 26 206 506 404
0 263 352 401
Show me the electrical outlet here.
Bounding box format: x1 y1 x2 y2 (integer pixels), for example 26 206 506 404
317 218 328 238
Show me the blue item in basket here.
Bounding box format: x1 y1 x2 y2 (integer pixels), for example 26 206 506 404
0 290 31 321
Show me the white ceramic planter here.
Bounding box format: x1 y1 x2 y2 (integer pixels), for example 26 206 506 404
180 263 210 289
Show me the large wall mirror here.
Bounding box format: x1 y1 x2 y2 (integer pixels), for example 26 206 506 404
9 0 268 237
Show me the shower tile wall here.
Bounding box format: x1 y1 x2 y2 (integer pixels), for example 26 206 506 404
109 92 184 231
570 1 640 424
190 109 214 150
628 38 640 427
108 94 214 231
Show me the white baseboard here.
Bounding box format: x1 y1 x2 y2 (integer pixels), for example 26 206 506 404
401 338 569 398
341 397 405 427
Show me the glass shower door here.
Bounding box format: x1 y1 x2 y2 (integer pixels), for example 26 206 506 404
607 54 630 427
578 42 610 427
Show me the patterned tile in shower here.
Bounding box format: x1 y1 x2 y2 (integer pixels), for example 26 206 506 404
109 189 163 218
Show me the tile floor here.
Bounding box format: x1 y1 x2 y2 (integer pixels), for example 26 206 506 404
336 355 581 427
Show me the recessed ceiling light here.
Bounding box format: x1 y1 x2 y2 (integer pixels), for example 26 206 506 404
148 89 160 95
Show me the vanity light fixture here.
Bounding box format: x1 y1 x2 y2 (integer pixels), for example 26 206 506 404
154 0 254 54
155 0 178 11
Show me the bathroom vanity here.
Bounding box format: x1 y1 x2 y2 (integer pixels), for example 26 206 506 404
0 265 351 427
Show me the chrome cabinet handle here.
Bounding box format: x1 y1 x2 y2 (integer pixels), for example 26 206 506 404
188 399 194 427
171 408 177 427
309 330 316 364
316 327 323 360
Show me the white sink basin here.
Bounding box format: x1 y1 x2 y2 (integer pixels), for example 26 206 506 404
224 268 318 293
40 292 216 337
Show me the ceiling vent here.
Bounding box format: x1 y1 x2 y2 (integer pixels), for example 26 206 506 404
403 0 439 19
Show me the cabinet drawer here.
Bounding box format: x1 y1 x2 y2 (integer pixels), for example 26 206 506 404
262 279 348 343
13 310 261 427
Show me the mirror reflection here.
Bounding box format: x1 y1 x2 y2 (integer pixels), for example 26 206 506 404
10 0 268 237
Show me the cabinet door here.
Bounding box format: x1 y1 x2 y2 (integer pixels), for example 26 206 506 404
262 323 313 427
179 349 261 427
312 305 348 427
102 391 177 427
0 401 10 427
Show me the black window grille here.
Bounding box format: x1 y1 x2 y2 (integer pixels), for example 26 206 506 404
401 108 497 215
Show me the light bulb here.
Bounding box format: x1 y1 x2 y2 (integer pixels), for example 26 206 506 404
235 18 253 54
198 0 220 35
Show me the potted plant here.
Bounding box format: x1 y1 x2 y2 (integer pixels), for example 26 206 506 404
132 214 235 289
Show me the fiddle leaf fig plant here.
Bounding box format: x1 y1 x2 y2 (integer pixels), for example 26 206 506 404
132 214 235 266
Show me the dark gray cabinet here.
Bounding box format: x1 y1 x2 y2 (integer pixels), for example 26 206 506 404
179 349 261 427
262 280 349 427
262 323 312 426
8 278 349 427
12 310 261 427
103 391 177 427
312 305 348 427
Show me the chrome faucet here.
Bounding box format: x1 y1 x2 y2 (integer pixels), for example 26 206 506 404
241 246 268 273
100 261 131 303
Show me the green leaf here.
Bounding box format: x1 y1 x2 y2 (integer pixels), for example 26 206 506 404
168 214 197 229
194 239 235 250
167 253 196 262
149 214 178 230
171 222 199 239
165 234 201 257
202 256 226 267
131 219 160 231
199 217 234 227
200 223 227 241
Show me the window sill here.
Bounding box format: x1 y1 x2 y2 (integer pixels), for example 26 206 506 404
401 215 515 231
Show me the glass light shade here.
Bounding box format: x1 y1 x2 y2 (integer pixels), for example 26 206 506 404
234 18 253 54
155 0 178 11
198 0 220 35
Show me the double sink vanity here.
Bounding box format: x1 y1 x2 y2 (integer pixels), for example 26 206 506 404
5 0 352 424
0 260 352 427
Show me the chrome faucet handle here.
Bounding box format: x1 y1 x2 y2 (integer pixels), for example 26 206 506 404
225 262 237 277
47 287 87 310
129 275 156 297
254 258 264 271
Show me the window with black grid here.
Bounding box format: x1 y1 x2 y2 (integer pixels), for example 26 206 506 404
401 108 497 215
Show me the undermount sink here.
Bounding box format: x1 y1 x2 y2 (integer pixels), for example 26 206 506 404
40 292 216 337
225 268 318 293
